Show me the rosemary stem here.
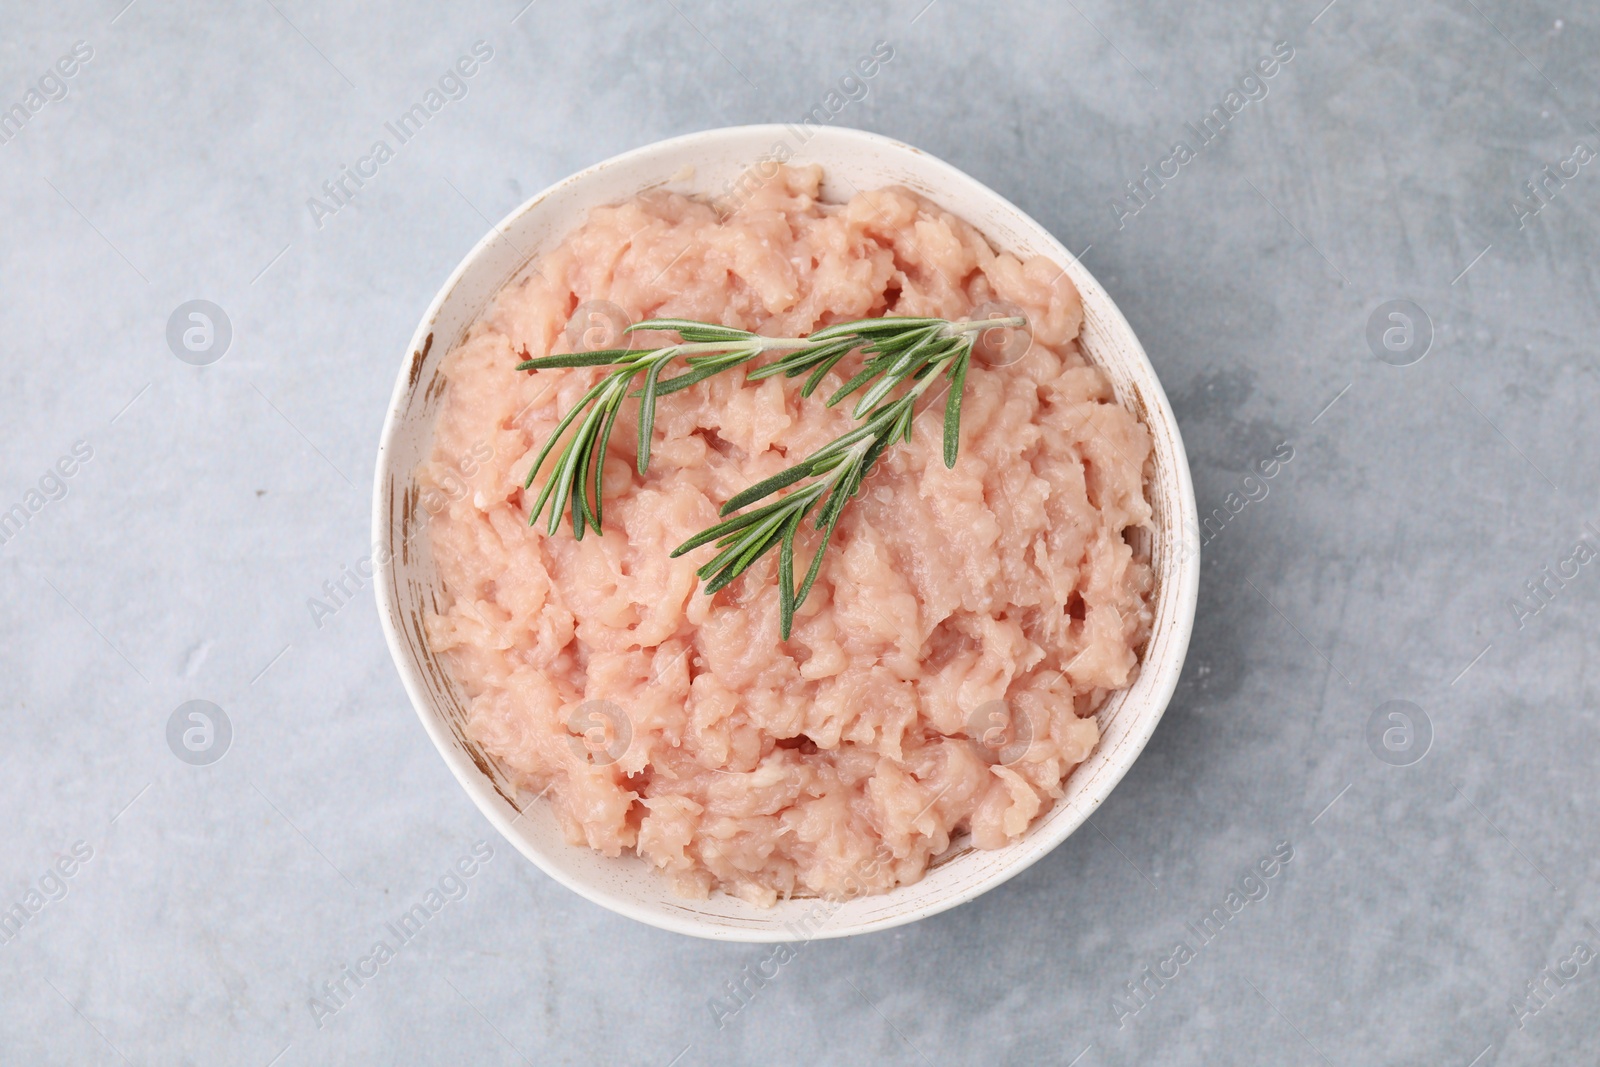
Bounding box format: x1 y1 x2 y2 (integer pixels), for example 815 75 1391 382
946 315 1026 333
653 319 1021 359
670 337 814 357
907 353 962 398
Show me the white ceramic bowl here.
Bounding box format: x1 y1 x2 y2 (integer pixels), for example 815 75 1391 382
374 125 1199 941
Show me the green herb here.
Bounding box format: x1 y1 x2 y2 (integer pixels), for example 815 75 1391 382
517 318 808 539
518 313 1024 636
673 317 1019 637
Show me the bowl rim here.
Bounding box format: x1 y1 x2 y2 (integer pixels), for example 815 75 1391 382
373 123 1199 941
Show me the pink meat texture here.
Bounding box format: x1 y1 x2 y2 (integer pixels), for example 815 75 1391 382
422 165 1154 906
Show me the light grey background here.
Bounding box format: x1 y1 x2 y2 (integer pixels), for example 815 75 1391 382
1 0 1596 1064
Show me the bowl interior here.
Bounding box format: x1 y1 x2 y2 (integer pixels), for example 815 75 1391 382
373 125 1199 941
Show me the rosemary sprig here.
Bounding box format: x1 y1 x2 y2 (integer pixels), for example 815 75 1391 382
672 318 1017 638
517 312 1024 637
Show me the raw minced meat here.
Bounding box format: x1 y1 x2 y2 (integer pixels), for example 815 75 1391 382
421 164 1154 907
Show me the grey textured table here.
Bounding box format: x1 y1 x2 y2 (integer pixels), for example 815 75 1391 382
2 1 1596 1064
